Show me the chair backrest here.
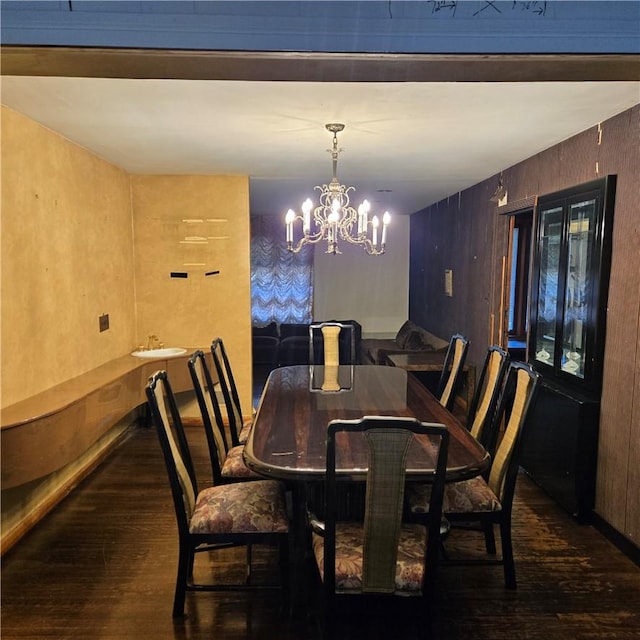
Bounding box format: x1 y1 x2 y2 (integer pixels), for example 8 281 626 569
188 350 231 485
486 361 541 509
323 416 449 596
437 334 470 410
309 322 356 365
211 337 244 447
146 370 198 537
467 345 510 448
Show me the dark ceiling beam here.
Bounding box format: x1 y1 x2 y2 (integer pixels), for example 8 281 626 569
2 46 639 82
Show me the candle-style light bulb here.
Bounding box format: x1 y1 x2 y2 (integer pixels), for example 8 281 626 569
285 209 295 243
381 211 391 245
362 200 369 235
372 215 379 247
302 198 313 235
328 209 340 245
358 200 370 236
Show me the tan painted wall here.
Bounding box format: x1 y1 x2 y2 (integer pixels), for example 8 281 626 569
1 106 136 407
131 175 252 411
1 110 253 550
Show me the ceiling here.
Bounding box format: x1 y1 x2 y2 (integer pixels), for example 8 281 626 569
2 76 638 216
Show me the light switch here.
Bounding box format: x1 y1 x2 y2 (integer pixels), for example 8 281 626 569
445 270 453 297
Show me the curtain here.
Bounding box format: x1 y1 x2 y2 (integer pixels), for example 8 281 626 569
250 214 313 325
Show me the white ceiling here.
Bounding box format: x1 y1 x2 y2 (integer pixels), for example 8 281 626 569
1 76 638 216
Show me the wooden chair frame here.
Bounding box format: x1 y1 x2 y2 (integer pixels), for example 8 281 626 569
308 322 357 366
146 370 289 617
437 334 470 411
445 361 541 588
466 345 510 453
188 350 259 484
310 416 449 638
211 337 248 447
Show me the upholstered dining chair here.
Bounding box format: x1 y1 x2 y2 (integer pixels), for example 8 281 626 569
436 334 470 411
211 337 253 447
466 345 510 451
407 361 541 589
188 350 263 484
145 370 289 617
308 416 449 639
309 322 356 366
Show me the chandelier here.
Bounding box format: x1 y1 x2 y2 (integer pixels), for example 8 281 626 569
285 123 390 255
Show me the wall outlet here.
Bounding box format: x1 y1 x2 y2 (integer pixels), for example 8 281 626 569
99 314 109 332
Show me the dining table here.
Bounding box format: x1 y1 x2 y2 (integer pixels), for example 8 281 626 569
243 364 490 614
243 364 489 483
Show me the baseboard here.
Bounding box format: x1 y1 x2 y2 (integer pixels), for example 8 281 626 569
591 511 640 567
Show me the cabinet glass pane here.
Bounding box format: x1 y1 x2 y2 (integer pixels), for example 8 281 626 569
534 207 563 366
561 198 596 378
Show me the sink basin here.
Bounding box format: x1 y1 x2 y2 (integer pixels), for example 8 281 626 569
131 347 188 359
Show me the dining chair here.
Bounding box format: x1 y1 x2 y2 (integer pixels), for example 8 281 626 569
436 334 470 411
466 345 510 451
188 350 263 483
308 416 449 639
407 361 541 589
211 337 253 447
309 322 356 366
145 370 289 617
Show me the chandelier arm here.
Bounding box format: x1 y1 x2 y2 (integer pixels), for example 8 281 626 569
342 232 386 255
287 230 325 253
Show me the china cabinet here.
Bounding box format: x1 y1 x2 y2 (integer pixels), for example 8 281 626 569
522 176 616 520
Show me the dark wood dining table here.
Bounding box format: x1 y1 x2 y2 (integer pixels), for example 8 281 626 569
243 364 489 483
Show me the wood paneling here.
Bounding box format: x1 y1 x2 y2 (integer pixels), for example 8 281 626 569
409 106 640 548
2 47 639 82
595 107 640 544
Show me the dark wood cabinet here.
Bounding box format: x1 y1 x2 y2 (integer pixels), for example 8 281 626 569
522 176 616 521
521 381 599 521
528 176 616 393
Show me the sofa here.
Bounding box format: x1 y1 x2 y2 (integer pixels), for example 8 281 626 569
359 320 449 365
252 320 363 367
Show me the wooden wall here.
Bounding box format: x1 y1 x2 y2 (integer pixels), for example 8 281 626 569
409 105 640 546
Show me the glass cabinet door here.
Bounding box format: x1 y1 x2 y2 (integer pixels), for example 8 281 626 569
528 175 615 394
533 206 563 368
560 198 597 379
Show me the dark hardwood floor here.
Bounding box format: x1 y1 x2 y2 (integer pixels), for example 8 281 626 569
2 419 639 640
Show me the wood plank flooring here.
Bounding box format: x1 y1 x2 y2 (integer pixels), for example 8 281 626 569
2 422 639 640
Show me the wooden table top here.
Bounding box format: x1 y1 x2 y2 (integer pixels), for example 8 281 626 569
243 365 489 483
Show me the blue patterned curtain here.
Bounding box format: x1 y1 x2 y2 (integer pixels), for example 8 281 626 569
250 214 313 325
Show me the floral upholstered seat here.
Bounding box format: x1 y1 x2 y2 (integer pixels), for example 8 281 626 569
308 416 449 636
146 370 289 617
406 362 541 589
311 521 428 594
189 480 288 534
221 445 262 480
409 475 502 515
